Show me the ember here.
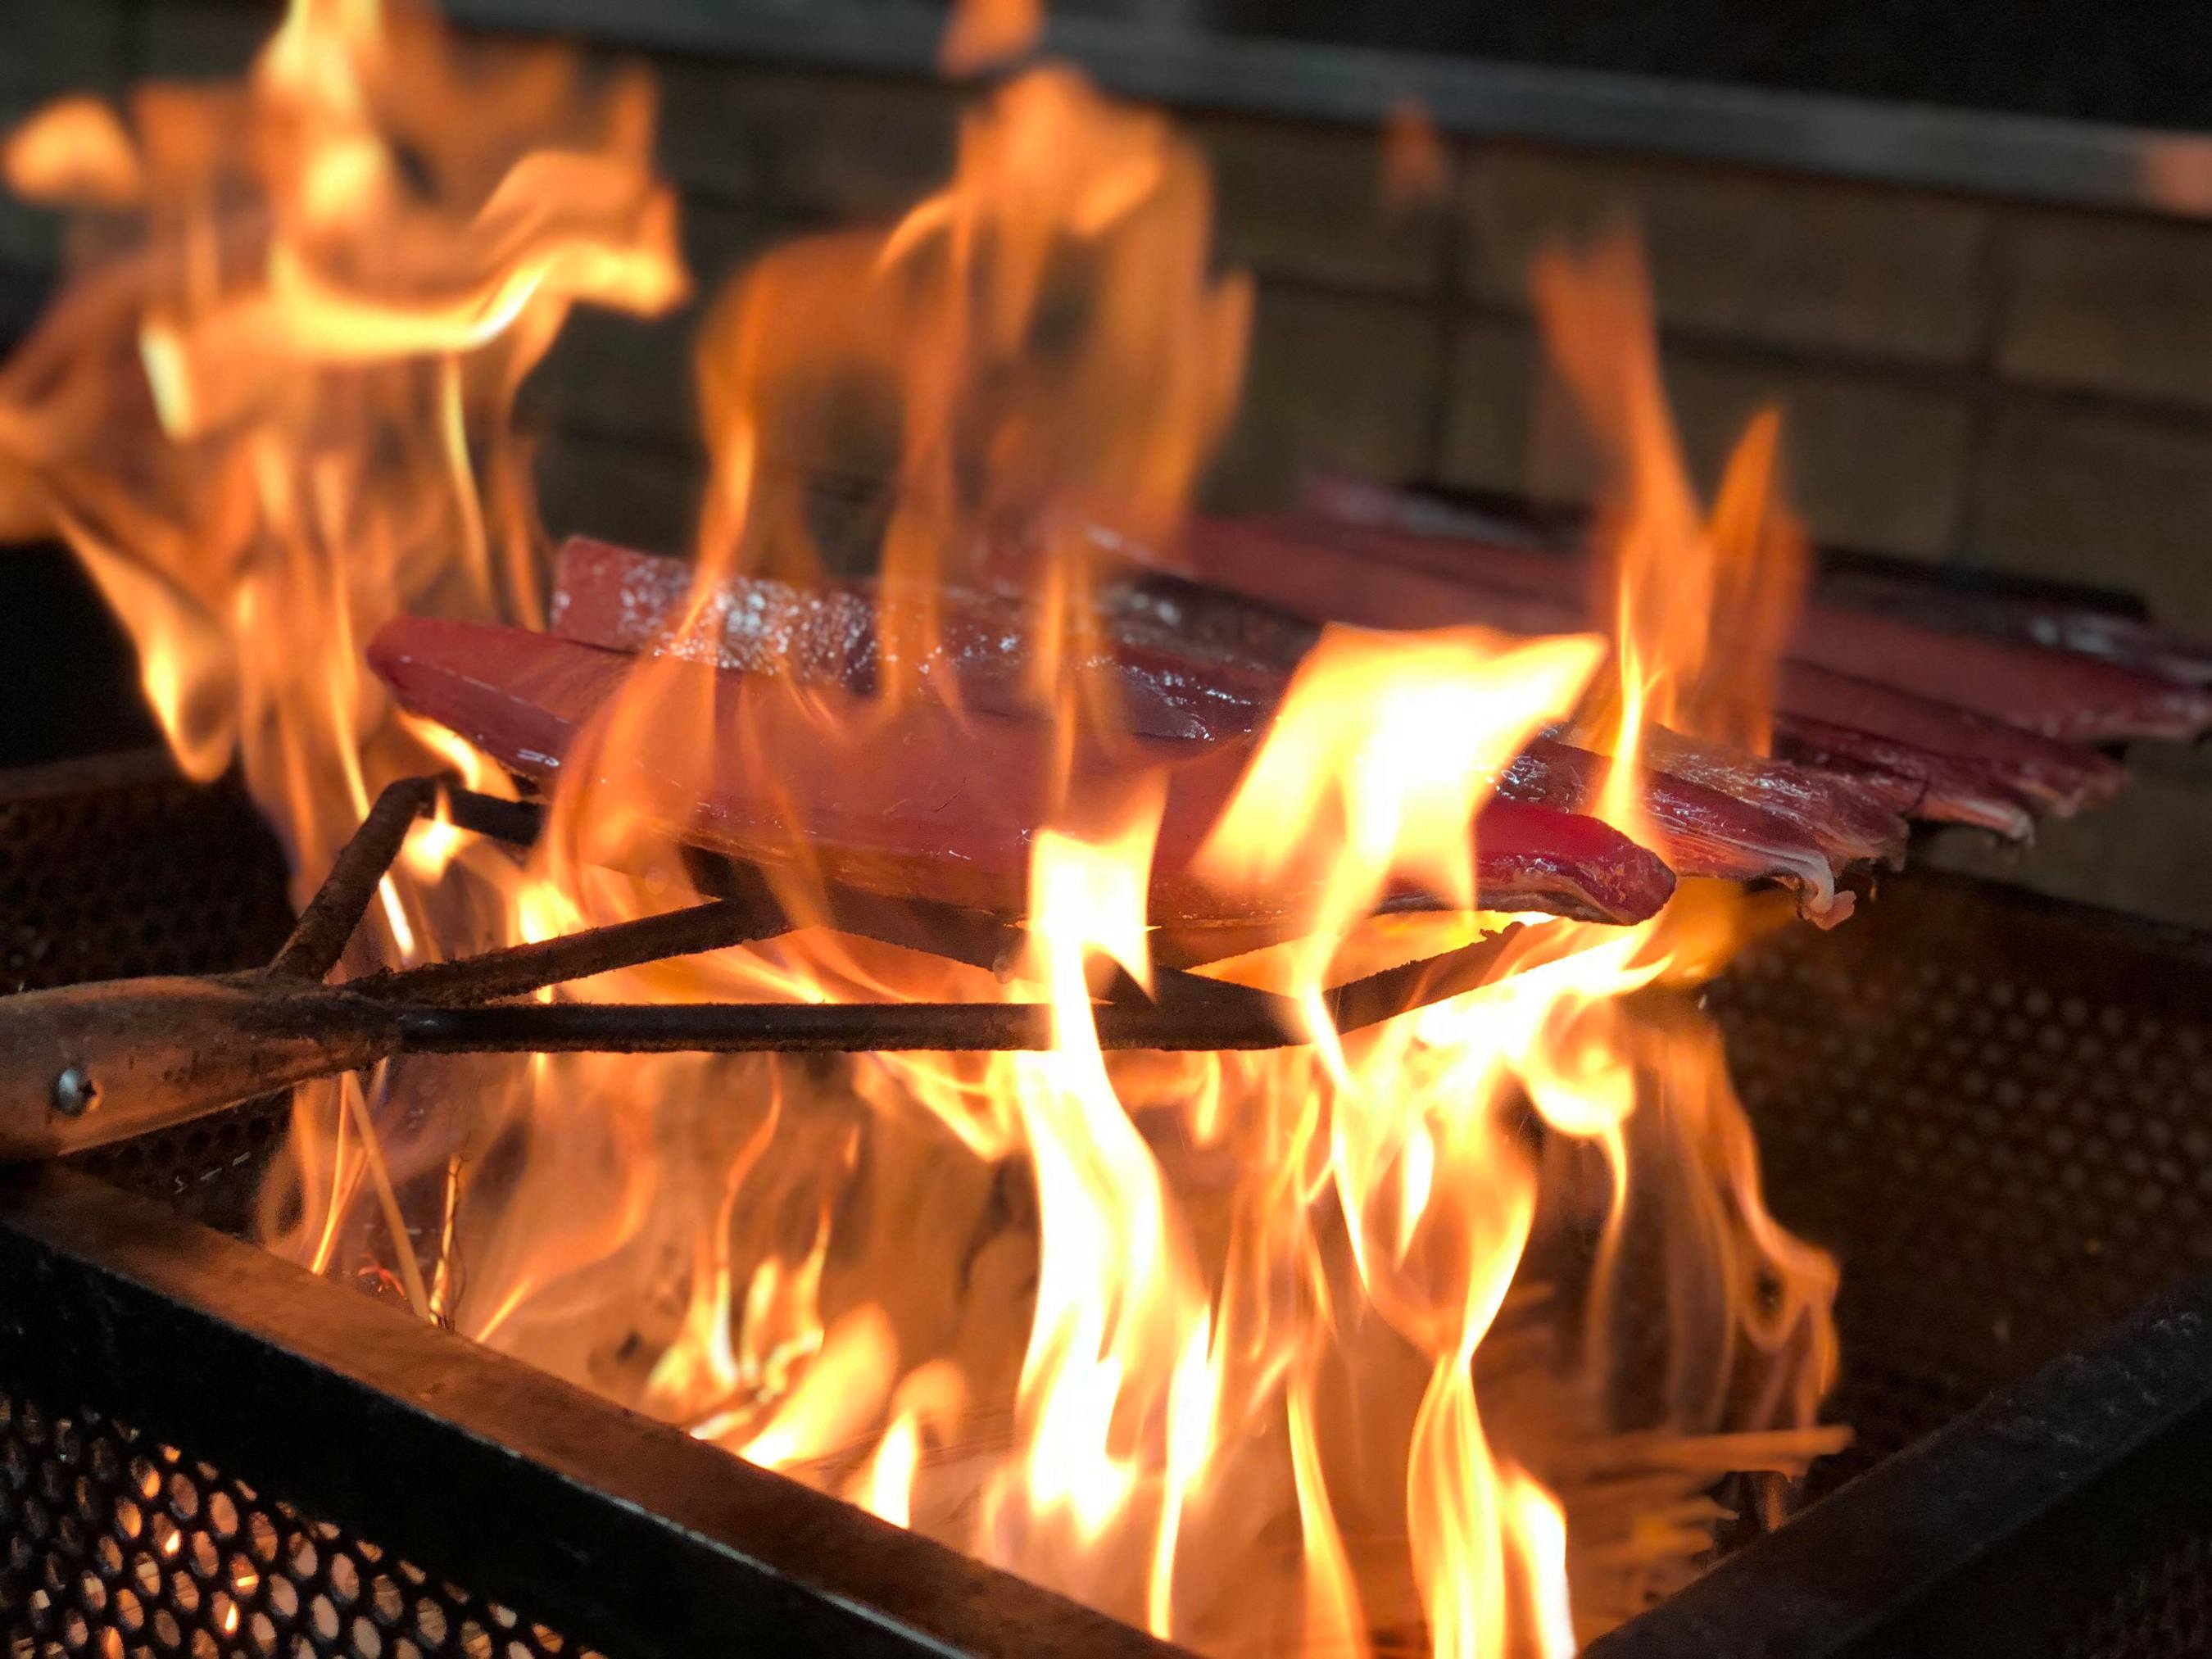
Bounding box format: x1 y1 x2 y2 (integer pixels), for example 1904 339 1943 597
7 0 2208 1654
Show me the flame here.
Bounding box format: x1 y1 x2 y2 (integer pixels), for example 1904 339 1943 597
0 0 682 850
1529 231 1809 841
0 0 692 1398
1196 625 1605 1012
1379 98 1451 215
681 62 1247 732
4 97 143 206
982 802 1215 1607
941 0 1045 76
2 2 1847 1652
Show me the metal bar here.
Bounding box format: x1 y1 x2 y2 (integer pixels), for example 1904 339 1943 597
393 990 1307 1053
1150 919 1303 972
1326 926 1525 1034
0 1164 1189 1658
455 787 1034 977
389 928 1524 1054
268 777 437 981
821 882 1027 977
467 791 1226 988
1588 1269 2212 1659
0 746 188 804
0 768 1532 1159
437 781 546 849
688 842 1031 978
444 790 1531 1003
449 0 2212 220
348 884 791 1006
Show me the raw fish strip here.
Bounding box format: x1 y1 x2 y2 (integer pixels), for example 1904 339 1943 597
1498 738 1857 924
1276 500 2212 742
551 537 1901 896
1163 518 2112 835
369 616 1678 927
550 536 1275 743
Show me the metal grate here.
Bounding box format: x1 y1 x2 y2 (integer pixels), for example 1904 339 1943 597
1711 877 2212 1501
1 754 296 1234
0 753 292 994
28 753 2212 1448
0 759 576 1658
0 1386 599 1659
2066 1534 2212 1659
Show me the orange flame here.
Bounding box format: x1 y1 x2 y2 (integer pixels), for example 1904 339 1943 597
0 0 682 852
2 6 1846 1652
941 0 1045 76
0 0 687 1362
1197 624 1604 1021
1530 230 1809 843
4 97 143 206
1379 97 1451 215
683 64 1248 731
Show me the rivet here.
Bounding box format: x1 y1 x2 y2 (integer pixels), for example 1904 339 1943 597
50 1067 97 1118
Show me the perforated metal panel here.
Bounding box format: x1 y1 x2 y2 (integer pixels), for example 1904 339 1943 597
0 762 584 1659
0 754 293 994
0 1385 603 1659
2065 1534 2212 1659
1711 877 2212 1498
0 755 296 1232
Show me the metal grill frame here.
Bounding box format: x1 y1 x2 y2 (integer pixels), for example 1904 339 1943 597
1590 1267 2212 1657
15 755 2212 1655
1711 869 2212 1502
11 1042 2212 1659
0 1162 1186 1658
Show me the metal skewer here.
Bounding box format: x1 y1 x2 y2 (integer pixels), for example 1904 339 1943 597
0 776 1526 1159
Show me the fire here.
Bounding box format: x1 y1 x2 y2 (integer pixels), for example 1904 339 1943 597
941 0 1044 76
682 61 1248 725
984 805 1213 1611
1195 626 1606 1013
1529 232 1809 844
0 2 1845 1654
0 0 682 856
1380 98 1452 214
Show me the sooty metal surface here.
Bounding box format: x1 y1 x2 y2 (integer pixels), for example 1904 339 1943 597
1589 873 2212 1657
0 1382 603 1659
1714 876 2212 1502
2070 1534 2212 1659
1589 1271 2212 1658
0 1163 1190 1659
0 752 292 994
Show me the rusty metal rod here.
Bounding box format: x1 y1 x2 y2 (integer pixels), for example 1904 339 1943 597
0 927 1521 1158
437 783 545 850
387 931 1525 1057
684 843 1029 978
268 777 440 980
392 993 1305 1054
346 891 791 1007
449 786 1036 977
462 789 1271 981
1324 928 1528 1034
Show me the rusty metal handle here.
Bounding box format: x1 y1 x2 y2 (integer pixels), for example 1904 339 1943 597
0 974 403 1160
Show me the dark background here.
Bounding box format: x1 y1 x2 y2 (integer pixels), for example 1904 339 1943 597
1183 0 2212 129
